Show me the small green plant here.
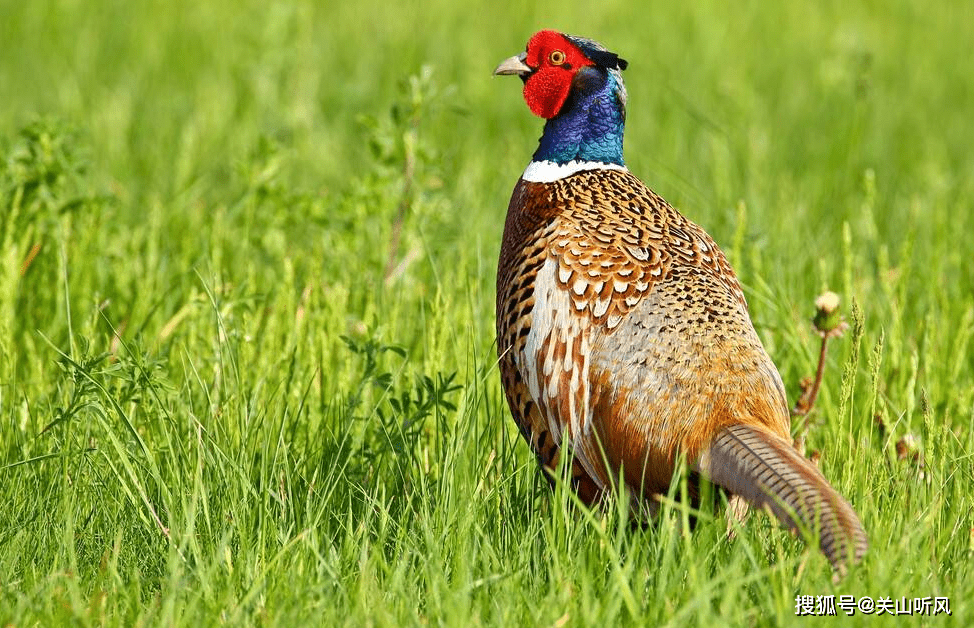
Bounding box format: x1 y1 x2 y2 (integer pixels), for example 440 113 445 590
357 65 456 283
0 120 112 382
338 333 461 495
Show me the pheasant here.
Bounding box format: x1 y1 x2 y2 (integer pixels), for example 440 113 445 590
494 30 867 572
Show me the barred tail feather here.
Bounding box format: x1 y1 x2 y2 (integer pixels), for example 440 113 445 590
699 424 867 574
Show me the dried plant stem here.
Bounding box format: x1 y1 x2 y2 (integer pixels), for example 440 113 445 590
796 333 830 416
385 129 417 284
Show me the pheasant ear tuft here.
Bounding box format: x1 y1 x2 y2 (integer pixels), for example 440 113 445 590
562 33 628 71
588 49 628 71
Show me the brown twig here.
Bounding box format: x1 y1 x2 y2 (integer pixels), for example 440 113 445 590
21 242 42 276
793 333 829 417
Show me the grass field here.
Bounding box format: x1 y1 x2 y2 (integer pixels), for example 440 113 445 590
2 0 972 625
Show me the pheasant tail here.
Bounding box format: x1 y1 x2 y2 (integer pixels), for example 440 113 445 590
699 424 868 572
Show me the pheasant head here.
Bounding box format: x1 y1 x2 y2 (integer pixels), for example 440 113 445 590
495 30 630 167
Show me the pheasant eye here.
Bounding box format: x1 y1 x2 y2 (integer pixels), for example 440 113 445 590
549 50 566 65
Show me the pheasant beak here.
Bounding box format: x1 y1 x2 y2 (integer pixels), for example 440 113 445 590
493 52 533 77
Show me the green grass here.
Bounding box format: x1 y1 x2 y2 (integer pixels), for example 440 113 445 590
1 0 972 625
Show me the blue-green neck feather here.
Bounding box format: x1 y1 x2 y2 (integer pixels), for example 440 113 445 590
532 68 626 166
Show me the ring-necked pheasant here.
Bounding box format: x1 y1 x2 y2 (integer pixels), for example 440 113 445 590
494 30 867 572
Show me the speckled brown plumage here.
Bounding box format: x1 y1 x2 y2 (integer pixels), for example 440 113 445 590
497 168 787 492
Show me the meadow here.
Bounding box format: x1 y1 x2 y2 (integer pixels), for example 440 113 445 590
1 0 972 625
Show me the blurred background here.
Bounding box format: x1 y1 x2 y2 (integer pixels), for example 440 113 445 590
3 0 972 398
3 0 971 208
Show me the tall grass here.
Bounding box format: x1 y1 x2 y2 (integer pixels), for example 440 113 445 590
1 0 972 625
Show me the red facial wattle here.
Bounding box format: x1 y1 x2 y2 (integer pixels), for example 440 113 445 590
521 30 594 119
